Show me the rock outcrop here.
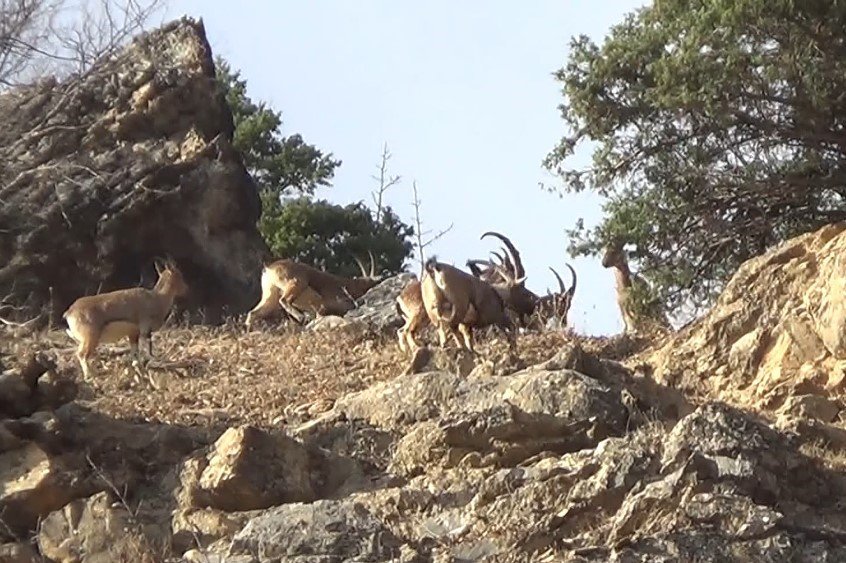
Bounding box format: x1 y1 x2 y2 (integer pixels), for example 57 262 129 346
220 356 846 562
0 17 268 323
641 222 846 417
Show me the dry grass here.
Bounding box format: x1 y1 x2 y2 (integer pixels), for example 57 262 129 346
0 320 655 430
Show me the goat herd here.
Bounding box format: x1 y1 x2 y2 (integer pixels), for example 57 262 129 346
61 231 667 381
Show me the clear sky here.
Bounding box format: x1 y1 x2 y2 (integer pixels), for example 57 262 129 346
164 1 650 336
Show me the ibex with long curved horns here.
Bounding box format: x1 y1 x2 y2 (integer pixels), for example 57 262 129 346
466 231 577 329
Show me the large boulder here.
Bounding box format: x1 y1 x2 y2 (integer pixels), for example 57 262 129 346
642 222 846 413
0 443 82 537
196 426 316 512
0 17 268 323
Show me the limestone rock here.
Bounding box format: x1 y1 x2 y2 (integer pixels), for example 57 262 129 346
37 492 130 563
172 508 253 555
777 394 841 423
643 222 846 412
197 426 316 511
333 366 627 441
344 273 417 332
183 550 258 563
0 373 33 418
0 17 268 323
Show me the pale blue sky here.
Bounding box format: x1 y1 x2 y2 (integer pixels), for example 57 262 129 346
165 1 650 336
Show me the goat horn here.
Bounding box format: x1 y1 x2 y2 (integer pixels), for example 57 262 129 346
549 267 566 294
368 250 377 278
467 259 493 277
565 263 577 298
499 246 515 274
492 264 513 283
353 255 368 278
481 231 525 279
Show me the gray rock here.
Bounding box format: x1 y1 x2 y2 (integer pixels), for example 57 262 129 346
344 273 417 332
231 500 407 562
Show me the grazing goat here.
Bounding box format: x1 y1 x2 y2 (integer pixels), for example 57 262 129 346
246 252 382 329
601 240 670 334
63 259 188 381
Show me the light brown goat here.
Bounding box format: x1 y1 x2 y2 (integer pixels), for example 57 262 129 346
601 240 670 334
423 257 519 353
396 257 519 354
63 259 188 381
245 253 382 329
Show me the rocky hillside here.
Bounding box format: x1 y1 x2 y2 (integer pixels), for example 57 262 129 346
0 18 268 324
640 222 846 424
3 223 846 562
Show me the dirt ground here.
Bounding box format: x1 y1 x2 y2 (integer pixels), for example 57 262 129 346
0 319 654 429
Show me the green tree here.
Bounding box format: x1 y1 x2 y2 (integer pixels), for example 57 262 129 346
216 58 340 195
261 197 413 278
545 0 846 315
215 58 413 275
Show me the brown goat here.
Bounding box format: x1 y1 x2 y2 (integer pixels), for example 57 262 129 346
601 240 670 334
63 259 188 380
246 253 382 329
533 264 578 328
466 231 577 329
396 257 518 354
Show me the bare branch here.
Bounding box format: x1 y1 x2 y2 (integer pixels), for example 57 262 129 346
410 179 453 275
370 141 401 223
0 0 167 88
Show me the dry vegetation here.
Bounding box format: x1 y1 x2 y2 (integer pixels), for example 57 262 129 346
0 318 655 430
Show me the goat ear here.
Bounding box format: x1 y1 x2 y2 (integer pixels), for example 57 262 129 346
154 258 164 276
514 276 527 286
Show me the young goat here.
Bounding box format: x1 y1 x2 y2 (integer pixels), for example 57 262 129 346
245 252 382 329
601 240 670 334
63 259 188 381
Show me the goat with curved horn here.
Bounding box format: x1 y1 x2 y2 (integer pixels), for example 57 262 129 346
481 231 525 279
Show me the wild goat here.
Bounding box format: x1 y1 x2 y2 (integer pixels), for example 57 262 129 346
63 259 188 381
466 231 577 328
601 239 670 334
245 252 382 329
533 264 577 328
396 257 520 354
